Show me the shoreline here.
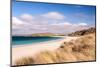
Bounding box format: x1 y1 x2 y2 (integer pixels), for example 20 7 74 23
12 37 64 48
12 36 78 64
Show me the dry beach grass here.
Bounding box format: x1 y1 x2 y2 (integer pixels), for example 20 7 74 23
14 33 95 65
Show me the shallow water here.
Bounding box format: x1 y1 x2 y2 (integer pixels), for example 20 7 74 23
12 36 62 46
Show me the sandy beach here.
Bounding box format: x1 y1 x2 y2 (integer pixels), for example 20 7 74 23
12 36 78 64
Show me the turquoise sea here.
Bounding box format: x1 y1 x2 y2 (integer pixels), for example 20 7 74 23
12 36 62 46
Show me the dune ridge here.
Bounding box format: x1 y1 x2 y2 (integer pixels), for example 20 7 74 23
14 32 95 65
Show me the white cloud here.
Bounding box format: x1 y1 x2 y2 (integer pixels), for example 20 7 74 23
42 12 65 20
12 12 90 35
52 22 72 26
12 17 24 25
78 22 87 26
20 14 34 22
12 17 25 29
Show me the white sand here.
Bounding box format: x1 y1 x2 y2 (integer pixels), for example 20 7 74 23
12 36 78 64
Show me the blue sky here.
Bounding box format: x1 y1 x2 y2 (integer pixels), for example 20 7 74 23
12 1 96 25
12 0 96 35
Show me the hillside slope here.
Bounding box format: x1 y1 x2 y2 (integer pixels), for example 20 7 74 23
68 27 95 36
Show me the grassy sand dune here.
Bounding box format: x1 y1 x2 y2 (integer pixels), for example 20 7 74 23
14 33 95 65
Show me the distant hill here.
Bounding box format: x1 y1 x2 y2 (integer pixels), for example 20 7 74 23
68 27 96 36
31 33 66 37
31 33 56 37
